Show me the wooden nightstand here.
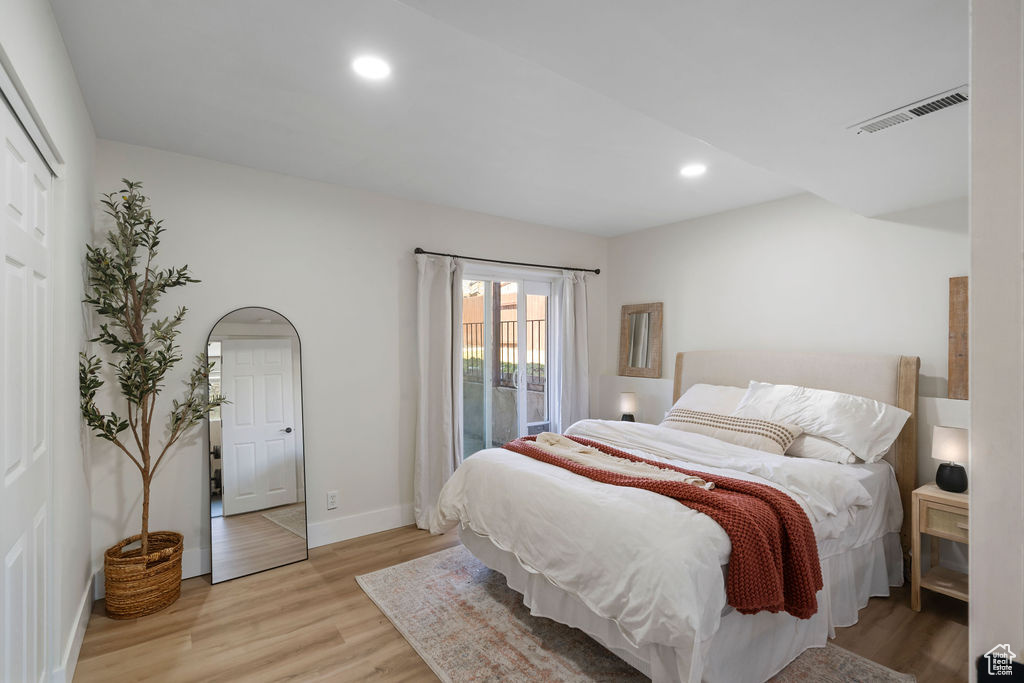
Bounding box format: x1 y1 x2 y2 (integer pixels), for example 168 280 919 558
911 483 968 611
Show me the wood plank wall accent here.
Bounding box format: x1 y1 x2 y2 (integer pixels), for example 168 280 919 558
948 276 969 399
895 354 920 560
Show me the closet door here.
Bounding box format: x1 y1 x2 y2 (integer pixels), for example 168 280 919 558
0 98 53 683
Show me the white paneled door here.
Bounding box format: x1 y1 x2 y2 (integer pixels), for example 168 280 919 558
220 339 298 516
0 100 53 683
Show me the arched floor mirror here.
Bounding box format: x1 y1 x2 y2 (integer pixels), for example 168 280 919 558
207 307 308 583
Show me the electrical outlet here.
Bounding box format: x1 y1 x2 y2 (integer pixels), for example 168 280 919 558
326 490 339 510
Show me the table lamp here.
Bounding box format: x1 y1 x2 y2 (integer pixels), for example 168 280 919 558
619 392 638 422
932 425 968 493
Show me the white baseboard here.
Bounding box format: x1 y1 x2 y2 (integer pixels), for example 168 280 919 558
93 546 212 599
307 503 414 548
51 578 92 683
90 507 412 598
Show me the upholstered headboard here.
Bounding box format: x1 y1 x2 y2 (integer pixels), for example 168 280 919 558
673 350 920 553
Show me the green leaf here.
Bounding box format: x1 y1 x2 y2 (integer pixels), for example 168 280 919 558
80 180 213 476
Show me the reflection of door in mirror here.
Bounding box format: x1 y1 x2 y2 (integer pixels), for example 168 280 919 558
208 307 307 583
221 339 298 515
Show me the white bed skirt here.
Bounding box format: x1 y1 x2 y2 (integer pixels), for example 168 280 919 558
459 528 903 683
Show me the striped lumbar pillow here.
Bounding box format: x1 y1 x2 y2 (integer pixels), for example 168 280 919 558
660 408 803 456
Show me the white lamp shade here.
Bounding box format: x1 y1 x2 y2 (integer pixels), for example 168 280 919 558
619 392 638 414
931 426 968 464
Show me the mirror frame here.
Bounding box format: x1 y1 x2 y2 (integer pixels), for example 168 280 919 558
206 306 309 583
617 302 664 378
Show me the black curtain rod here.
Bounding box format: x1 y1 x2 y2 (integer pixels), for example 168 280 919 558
414 247 600 275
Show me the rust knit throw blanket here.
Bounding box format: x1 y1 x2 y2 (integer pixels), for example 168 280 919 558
503 435 823 619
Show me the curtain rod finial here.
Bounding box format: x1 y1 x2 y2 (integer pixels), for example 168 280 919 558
594 268 601 275
414 247 425 254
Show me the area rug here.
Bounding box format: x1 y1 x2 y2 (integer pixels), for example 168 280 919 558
356 545 915 683
261 504 306 539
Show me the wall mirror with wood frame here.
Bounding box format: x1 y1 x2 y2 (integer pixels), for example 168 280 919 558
618 302 664 378
207 307 307 583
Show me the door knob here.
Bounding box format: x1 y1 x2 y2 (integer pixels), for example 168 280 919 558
281 427 293 434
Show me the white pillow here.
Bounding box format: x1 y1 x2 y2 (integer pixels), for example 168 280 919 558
732 381 910 463
788 434 858 464
670 384 747 415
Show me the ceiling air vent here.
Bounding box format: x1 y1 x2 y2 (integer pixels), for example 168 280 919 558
848 85 968 135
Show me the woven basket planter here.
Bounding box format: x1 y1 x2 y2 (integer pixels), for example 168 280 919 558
104 531 183 619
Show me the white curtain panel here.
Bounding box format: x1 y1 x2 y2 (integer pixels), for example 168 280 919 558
414 253 464 529
551 271 590 431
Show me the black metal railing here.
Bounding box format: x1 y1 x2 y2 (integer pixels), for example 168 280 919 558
526 319 545 391
462 320 546 391
498 320 517 386
463 321 485 383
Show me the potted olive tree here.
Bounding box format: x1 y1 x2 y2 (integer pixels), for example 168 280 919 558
80 180 224 619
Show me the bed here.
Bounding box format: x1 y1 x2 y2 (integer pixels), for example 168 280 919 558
431 350 919 682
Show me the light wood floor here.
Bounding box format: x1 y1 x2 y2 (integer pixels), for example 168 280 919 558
74 526 967 682
211 503 308 582
833 583 968 681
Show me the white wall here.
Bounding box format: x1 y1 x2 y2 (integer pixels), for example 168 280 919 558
969 1 1024 677
602 193 967 394
597 192 969 491
0 0 96 679
91 139 607 584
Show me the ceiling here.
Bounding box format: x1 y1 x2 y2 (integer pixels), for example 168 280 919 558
51 0 967 236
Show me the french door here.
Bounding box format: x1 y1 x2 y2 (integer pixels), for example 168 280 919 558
461 274 551 454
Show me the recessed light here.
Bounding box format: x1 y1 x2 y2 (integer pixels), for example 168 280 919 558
679 163 707 178
352 55 391 81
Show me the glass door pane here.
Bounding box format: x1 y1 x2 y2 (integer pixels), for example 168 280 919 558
524 283 549 435
494 281 520 446
461 279 487 455
461 279 521 453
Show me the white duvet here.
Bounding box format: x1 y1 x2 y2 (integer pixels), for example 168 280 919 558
430 419 874 656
